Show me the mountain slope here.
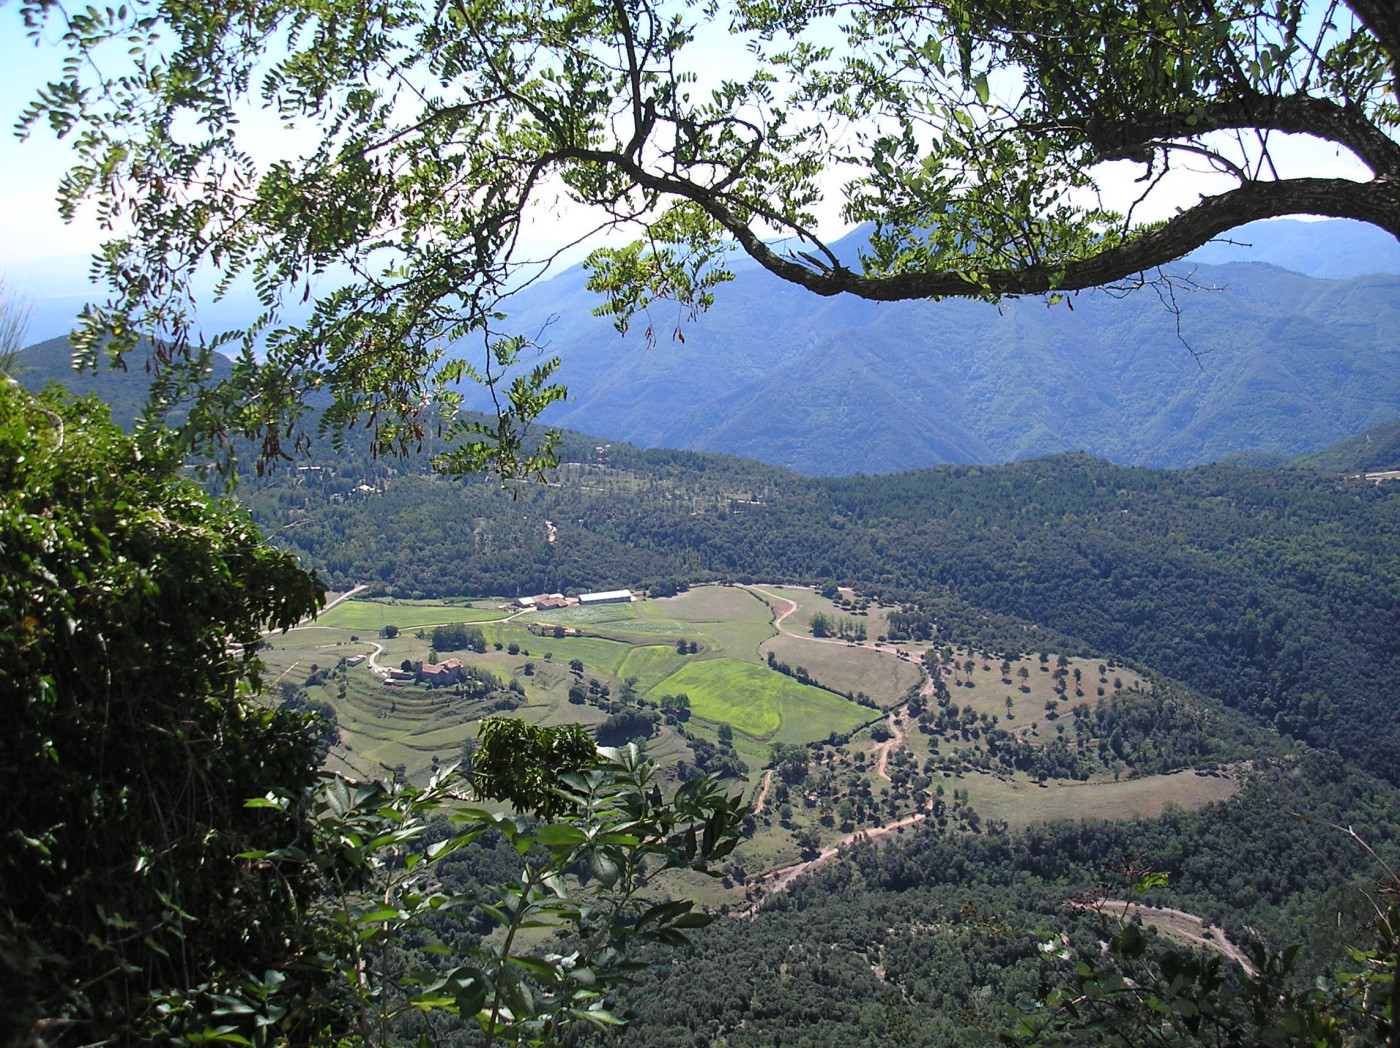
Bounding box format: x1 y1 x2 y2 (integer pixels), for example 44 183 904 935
9 336 235 427
1185 217 1400 278
1292 418 1400 472
462 241 1400 474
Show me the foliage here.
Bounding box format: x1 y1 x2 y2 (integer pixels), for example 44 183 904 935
1008 835 1400 1047
0 378 325 1045
471 718 604 819
232 738 747 1047
432 622 488 653
14 0 1400 475
1009 922 1345 1047
598 754 1399 1048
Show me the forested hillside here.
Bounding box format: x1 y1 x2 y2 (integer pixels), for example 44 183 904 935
224 422 1400 790
14 336 1400 1046
18 333 1397 788
612 752 1400 1048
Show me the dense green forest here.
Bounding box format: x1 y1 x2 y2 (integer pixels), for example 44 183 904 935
609 753 1400 1047
233 427 1400 790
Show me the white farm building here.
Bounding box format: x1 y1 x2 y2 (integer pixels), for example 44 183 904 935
578 589 633 605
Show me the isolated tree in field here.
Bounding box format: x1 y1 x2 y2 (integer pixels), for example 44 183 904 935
13 0 1400 475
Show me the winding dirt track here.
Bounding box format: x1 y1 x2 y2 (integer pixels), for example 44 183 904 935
743 584 889 654
366 642 389 677
735 814 927 918
745 584 924 780
872 710 906 782
1089 900 1257 975
751 769 775 815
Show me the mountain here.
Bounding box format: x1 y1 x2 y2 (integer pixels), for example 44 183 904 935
1185 217 1400 278
457 224 1400 474
8 335 235 427
17 220 1400 476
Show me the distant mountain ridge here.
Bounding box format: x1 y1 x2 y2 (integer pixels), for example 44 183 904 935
455 220 1400 474
1186 218 1400 278
13 328 1398 477
15 219 1400 475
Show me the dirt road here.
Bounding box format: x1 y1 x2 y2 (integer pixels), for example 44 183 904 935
744 584 895 656
872 708 907 782
1089 900 1257 975
320 583 367 616
736 814 927 917
366 642 389 677
752 769 775 815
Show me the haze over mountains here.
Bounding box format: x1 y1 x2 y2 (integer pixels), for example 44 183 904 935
458 219 1400 474
15 218 1400 474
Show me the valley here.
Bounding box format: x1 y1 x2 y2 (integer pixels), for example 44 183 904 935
267 583 1249 911
11 333 1400 1045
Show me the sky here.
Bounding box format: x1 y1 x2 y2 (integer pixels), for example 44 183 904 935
0 2 1375 344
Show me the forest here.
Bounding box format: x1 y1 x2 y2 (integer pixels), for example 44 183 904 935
238 430 1400 790
9 0 1400 1036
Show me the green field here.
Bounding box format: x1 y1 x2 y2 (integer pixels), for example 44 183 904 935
484 625 633 676
645 586 771 623
317 600 506 631
961 769 1239 829
618 645 691 692
649 657 871 741
519 602 638 627
750 584 902 646
761 633 923 707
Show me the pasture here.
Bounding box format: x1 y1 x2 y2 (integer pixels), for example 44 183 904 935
650 657 872 742
959 768 1239 829
316 599 506 632
761 632 923 707
262 585 1251 902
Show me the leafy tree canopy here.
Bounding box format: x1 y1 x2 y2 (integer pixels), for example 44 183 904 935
0 376 324 1042
13 0 1400 475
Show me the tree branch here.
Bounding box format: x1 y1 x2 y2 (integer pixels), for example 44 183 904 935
1343 0 1400 72
567 147 1400 299
1078 92 1400 177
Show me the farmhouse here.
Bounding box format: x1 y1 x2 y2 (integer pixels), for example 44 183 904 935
415 658 463 685
578 589 633 605
514 591 567 609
